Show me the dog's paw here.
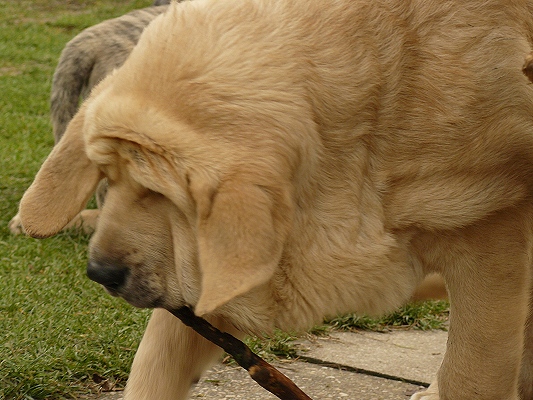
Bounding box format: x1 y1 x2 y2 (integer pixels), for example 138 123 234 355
8 213 25 235
410 393 439 400
410 381 439 400
64 209 99 235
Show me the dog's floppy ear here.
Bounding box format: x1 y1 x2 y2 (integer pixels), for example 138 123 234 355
190 173 290 316
19 105 102 238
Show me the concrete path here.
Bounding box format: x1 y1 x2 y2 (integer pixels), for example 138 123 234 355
89 330 448 399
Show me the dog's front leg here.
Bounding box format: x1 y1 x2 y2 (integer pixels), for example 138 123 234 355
124 308 237 400
411 205 532 400
438 206 531 400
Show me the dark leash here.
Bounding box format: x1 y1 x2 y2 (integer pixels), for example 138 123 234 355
169 306 313 400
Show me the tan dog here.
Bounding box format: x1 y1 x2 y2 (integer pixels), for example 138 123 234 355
18 0 533 399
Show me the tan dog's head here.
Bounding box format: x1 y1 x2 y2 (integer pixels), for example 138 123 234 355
19 49 298 320
18 1 322 319
19 82 293 316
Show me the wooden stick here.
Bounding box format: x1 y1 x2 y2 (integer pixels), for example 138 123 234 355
169 306 313 400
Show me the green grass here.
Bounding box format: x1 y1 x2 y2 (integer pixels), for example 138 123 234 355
326 301 450 332
0 1 449 398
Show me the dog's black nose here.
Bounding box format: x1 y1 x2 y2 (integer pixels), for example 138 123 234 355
87 260 129 291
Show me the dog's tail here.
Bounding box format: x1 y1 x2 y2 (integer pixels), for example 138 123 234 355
50 6 167 143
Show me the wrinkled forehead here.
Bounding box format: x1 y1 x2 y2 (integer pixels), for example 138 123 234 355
81 95 198 216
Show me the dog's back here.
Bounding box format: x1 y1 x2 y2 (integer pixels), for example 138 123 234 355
50 6 167 142
124 0 533 235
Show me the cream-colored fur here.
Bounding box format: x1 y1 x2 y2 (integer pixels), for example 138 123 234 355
18 0 533 398
411 273 447 302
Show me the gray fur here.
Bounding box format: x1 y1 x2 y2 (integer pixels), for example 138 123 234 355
50 5 169 142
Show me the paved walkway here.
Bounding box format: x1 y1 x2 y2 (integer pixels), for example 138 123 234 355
90 330 448 399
